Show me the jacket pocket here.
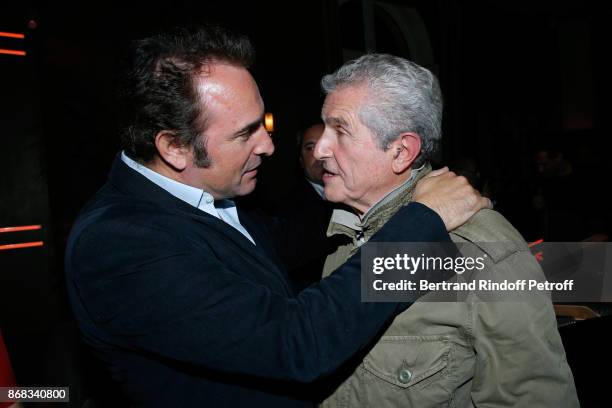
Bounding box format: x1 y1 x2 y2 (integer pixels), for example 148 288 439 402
362 335 451 390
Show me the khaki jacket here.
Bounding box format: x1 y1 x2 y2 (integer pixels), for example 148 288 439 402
320 165 578 408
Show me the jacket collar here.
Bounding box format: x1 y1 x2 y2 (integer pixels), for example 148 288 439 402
327 163 432 243
107 152 205 216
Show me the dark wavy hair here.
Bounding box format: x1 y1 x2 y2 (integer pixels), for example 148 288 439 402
118 25 254 166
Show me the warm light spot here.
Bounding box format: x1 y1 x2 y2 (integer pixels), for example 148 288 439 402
264 113 274 133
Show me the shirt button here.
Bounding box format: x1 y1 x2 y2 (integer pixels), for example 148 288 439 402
398 368 412 384
205 196 213 204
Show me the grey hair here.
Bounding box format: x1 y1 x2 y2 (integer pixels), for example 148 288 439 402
321 54 442 167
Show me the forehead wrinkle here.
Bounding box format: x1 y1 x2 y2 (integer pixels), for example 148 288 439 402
323 109 358 134
323 100 364 133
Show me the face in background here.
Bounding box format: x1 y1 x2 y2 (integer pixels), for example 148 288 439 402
314 85 400 215
300 124 325 185
158 62 274 199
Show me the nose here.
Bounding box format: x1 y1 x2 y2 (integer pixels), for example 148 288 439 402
313 128 333 160
253 127 275 157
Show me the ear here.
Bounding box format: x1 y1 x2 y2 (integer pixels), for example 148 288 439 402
390 132 422 174
154 130 190 171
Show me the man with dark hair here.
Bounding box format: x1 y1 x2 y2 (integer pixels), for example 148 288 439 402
65 26 489 407
118 25 256 167
297 123 326 191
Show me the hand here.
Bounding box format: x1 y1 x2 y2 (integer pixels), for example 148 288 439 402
414 167 492 231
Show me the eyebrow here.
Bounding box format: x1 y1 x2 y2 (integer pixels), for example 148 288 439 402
233 113 264 137
324 116 350 129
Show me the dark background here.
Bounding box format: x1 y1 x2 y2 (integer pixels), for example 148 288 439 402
1 0 610 406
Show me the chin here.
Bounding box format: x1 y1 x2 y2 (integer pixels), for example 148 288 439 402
323 188 343 204
236 180 257 197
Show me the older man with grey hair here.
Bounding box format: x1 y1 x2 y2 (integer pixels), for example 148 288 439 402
314 54 578 407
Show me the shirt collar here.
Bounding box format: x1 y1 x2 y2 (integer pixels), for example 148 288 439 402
121 151 213 209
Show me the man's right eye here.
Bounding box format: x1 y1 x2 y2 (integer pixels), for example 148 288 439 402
236 132 251 140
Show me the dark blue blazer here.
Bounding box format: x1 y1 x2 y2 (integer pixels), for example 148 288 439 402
65 156 451 407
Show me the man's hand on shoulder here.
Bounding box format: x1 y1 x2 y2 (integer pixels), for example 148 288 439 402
414 167 492 231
